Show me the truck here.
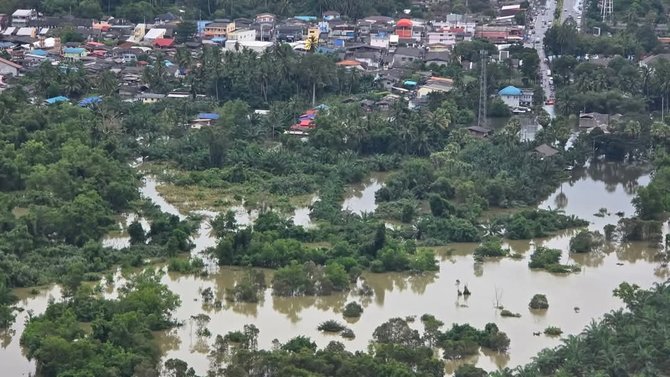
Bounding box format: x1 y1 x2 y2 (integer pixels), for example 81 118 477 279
546 69 552 77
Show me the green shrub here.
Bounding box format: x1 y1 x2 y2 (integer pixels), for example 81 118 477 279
318 320 347 333
544 326 563 336
342 302 363 318
529 294 549 309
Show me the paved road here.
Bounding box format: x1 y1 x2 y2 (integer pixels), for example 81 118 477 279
561 0 584 27
526 0 558 116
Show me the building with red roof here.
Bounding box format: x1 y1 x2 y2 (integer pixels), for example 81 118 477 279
154 38 175 48
395 19 412 39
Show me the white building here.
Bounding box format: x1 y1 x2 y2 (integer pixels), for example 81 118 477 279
427 31 457 47
11 9 36 27
498 86 533 108
224 40 273 53
227 28 256 41
370 34 390 49
143 27 166 42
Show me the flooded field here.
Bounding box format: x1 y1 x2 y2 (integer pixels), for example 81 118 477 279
3 161 668 376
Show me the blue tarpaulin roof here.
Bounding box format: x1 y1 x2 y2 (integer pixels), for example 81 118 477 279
63 47 85 54
404 80 417 86
31 49 48 56
197 113 220 120
46 96 69 104
294 16 317 21
79 96 102 106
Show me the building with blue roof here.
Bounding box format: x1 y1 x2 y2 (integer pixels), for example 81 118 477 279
79 96 102 107
197 113 220 120
30 49 48 56
46 96 69 104
498 85 533 109
63 47 87 60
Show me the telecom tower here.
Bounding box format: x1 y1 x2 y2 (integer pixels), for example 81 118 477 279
601 0 613 22
477 50 488 128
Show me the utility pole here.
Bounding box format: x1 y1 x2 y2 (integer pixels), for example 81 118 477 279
477 49 488 128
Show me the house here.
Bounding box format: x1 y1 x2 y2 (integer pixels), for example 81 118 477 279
336 59 365 70
578 112 621 131
534 144 559 158
323 11 341 21
154 38 175 48
0 56 21 76
427 30 457 47
228 28 256 41
417 77 454 98
137 93 166 103
330 24 356 40
392 47 423 67
63 47 87 60
370 34 390 49
203 21 235 38
424 51 451 67
467 126 492 138
11 9 35 27
639 53 670 68
276 24 304 41
191 112 220 129
307 27 320 41
255 13 276 24
498 86 533 108
143 27 167 42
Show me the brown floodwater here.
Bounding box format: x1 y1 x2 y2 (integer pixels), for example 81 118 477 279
4 161 668 376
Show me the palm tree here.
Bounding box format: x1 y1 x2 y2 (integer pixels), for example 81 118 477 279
97 70 118 97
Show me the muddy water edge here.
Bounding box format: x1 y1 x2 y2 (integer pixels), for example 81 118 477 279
4 161 669 376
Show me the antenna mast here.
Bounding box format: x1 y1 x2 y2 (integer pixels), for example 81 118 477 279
477 50 488 128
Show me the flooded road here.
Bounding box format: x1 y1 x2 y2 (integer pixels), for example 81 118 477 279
4 161 668 376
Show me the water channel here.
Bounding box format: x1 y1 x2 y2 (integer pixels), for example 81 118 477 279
3 161 668 376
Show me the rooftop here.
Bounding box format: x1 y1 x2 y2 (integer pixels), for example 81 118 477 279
499 86 522 96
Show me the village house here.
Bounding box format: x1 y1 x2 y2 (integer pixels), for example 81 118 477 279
323 11 341 21
370 33 390 49
11 9 36 27
392 47 423 67
498 85 533 108
0 56 21 76
467 126 492 138
191 112 219 129
534 144 559 158
579 112 621 131
63 47 87 60
203 21 235 39
424 51 451 67
276 24 304 41
137 93 165 104
255 13 276 24
417 76 454 98
228 28 256 41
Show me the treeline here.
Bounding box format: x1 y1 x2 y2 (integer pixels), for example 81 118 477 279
206 315 508 377
0 87 201 333
496 281 670 376
0 0 412 24
20 270 181 377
